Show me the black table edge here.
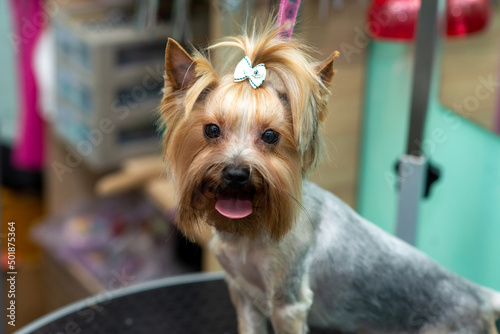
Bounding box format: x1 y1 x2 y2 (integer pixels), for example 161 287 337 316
14 271 226 334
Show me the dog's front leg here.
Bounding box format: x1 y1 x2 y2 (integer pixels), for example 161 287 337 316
270 274 313 334
228 282 268 334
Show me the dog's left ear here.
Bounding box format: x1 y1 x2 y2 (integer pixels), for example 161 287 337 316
316 51 339 89
300 51 339 175
165 38 197 91
314 51 339 124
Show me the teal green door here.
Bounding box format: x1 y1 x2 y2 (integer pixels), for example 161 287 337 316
358 42 500 290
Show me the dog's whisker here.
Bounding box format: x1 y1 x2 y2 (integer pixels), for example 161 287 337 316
288 192 313 228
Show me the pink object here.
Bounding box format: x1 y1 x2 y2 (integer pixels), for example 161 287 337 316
276 0 301 39
9 0 45 170
216 195 253 219
367 0 491 41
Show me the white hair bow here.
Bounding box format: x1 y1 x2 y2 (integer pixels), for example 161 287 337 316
234 56 266 89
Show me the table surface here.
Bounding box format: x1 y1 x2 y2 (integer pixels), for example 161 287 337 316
15 272 339 334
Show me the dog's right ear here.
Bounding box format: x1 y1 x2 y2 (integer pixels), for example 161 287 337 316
165 38 197 91
316 51 339 89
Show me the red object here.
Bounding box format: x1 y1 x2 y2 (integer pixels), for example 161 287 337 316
367 0 492 41
447 0 492 36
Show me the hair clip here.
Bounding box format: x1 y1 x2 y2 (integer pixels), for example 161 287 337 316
234 56 266 89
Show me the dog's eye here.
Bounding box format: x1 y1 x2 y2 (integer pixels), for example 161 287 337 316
261 129 280 145
204 124 221 139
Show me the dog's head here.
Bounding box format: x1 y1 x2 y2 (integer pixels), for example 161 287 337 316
160 26 338 241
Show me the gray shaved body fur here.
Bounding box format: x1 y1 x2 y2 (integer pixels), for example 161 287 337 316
213 182 500 334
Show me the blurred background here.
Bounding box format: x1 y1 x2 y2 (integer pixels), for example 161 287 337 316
1 0 500 333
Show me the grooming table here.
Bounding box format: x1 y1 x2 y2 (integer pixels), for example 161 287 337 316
15 272 338 334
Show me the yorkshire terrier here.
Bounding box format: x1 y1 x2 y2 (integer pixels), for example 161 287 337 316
159 25 500 334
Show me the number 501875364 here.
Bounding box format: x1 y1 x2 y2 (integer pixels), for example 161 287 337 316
7 221 15 271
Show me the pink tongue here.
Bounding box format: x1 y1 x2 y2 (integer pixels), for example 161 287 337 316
215 197 253 219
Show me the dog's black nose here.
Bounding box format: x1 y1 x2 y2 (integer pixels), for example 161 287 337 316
223 165 250 187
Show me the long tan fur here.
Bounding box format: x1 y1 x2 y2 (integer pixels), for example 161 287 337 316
159 24 337 241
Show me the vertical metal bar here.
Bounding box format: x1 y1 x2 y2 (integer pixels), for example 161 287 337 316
396 155 428 244
396 0 444 244
406 0 443 156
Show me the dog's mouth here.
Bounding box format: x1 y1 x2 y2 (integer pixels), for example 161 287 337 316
215 189 253 219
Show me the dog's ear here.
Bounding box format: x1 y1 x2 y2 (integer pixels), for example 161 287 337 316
165 38 197 91
299 51 339 175
314 50 339 125
315 51 339 88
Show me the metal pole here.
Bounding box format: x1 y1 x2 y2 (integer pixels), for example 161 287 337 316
396 0 444 244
